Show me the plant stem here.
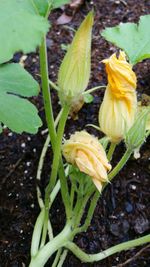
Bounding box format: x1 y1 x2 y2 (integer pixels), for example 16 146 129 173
39 36 71 241
29 224 72 267
51 249 62 267
31 208 45 257
108 149 132 181
50 180 60 206
107 142 116 161
65 234 150 263
74 190 99 235
73 187 95 231
82 85 106 95
42 105 70 246
49 79 59 91
74 148 132 236
70 183 75 209
36 110 63 209
47 105 70 196
39 37 56 149
57 249 68 267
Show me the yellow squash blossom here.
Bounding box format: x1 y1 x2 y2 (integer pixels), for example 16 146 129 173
99 51 137 143
62 131 111 192
58 11 93 107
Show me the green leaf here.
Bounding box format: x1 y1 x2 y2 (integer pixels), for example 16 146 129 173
0 63 42 134
0 0 49 64
0 93 42 134
0 63 39 97
83 93 94 104
101 15 150 65
33 0 49 16
32 0 71 14
52 0 71 9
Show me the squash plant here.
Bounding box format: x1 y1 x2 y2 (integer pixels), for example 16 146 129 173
0 1 150 267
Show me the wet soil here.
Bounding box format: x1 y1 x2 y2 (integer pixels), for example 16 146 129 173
0 0 150 266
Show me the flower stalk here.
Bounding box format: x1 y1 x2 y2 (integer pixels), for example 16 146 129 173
65 234 150 263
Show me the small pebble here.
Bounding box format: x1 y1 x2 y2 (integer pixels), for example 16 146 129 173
21 143 26 148
134 216 149 234
125 201 133 213
131 184 136 190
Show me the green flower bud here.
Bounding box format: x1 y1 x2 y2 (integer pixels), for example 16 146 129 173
58 11 94 107
125 107 150 151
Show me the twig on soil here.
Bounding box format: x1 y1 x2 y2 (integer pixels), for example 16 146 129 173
117 244 150 267
2 157 24 185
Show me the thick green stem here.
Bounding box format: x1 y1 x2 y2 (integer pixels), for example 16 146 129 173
39 37 56 149
39 36 71 239
29 224 72 267
107 142 116 161
36 110 63 209
65 234 150 263
42 105 70 246
108 149 132 181
46 105 70 199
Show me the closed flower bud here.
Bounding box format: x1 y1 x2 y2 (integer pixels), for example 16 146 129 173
62 131 111 192
99 51 137 143
125 107 150 150
58 11 93 107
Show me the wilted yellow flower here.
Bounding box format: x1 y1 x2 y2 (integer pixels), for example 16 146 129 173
99 51 137 143
62 131 111 192
58 11 93 107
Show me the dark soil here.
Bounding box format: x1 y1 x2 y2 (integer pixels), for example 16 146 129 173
0 0 150 266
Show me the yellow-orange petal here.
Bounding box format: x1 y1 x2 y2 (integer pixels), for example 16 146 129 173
102 51 136 110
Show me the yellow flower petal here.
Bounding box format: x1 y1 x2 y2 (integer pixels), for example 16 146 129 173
102 51 136 110
62 131 111 192
99 51 137 143
99 85 137 143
